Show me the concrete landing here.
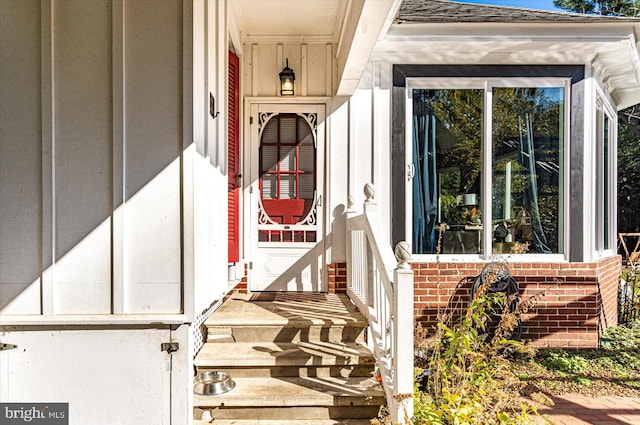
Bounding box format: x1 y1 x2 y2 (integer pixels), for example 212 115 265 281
194 376 384 408
205 293 367 327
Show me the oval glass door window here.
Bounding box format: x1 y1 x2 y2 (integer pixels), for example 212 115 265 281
258 113 317 242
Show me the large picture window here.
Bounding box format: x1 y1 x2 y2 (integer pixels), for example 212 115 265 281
410 80 566 256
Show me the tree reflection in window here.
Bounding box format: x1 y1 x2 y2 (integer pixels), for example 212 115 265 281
412 89 483 254
492 87 563 254
412 86 564 255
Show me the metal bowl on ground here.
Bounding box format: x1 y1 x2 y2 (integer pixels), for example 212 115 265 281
194 371 236 395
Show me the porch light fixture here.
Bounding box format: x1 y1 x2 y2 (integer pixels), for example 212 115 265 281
279 58 295 96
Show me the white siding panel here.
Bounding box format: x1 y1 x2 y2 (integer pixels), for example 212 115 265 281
180 0 230 321
53 0 112 314
193 156 210 314
124 160 181 314
328 100 350 262
308 44 329 96
350 87 373 201
0 328 173 425
53 222 112 314
256 44 278 96
373 62 392 234
193 159 228 315
0 0 42 314
124 0 182 313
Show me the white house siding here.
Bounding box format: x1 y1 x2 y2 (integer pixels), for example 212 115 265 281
121 0 183 314
346 62 393 239
186 0 234 331
0 1 231 423
327 98 350 262
0 0 42 315
0 0 185 316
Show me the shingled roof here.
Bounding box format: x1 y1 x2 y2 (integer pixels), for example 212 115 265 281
396 0 640 24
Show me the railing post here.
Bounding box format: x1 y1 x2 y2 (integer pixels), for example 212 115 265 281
363 182 376 214
363 183 376 310
346 194 356 216
393 241 414 423
346 195 356 294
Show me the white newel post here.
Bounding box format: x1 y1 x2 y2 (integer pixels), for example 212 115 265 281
393 241 414 423
364 182 376 213
346 194 356 215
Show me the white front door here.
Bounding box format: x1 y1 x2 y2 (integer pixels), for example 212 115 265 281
247 103 325 291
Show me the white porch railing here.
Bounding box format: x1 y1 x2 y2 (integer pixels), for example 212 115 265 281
346 183 414 424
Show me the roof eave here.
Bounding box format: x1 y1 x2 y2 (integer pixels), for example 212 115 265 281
379 22 640 110
335 0 403 96
386 21 640 40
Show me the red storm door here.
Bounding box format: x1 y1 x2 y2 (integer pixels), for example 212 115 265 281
228 51 240 263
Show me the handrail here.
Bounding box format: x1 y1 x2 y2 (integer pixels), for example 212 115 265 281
345 183 414 424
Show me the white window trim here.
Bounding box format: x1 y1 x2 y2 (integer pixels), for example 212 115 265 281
406 77 571 262
594 87 617 259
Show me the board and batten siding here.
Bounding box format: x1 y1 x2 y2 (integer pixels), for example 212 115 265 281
330 62 394 261
0 0 192 317
242 43 335 98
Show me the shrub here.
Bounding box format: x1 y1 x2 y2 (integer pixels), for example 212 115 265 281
413 261 538 424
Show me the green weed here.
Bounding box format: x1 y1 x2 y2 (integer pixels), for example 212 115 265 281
413 261 538 424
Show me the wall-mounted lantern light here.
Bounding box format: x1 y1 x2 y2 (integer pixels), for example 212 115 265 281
279 58 295 96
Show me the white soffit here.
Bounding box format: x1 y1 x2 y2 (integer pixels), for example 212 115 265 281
373 22 640 109
234 0 347 42
336 0 403 95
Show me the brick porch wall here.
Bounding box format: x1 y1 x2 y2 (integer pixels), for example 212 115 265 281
412 256 621 348
328 262 347 294
230 263 348 294
233 264 249 294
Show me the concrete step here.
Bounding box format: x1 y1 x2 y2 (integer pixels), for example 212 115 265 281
207 324 366 343
205 294 367 343
195 405 381 421
195 364 374 378
195 340 375 367
200 420 375 425
193 376 385 410
195 341 374 377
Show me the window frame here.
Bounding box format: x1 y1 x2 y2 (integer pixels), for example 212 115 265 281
594 89 617 257
405 77 571 262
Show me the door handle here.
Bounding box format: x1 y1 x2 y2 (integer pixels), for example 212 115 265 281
407 163 415 180
235 173 243 187
317 194 322 207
